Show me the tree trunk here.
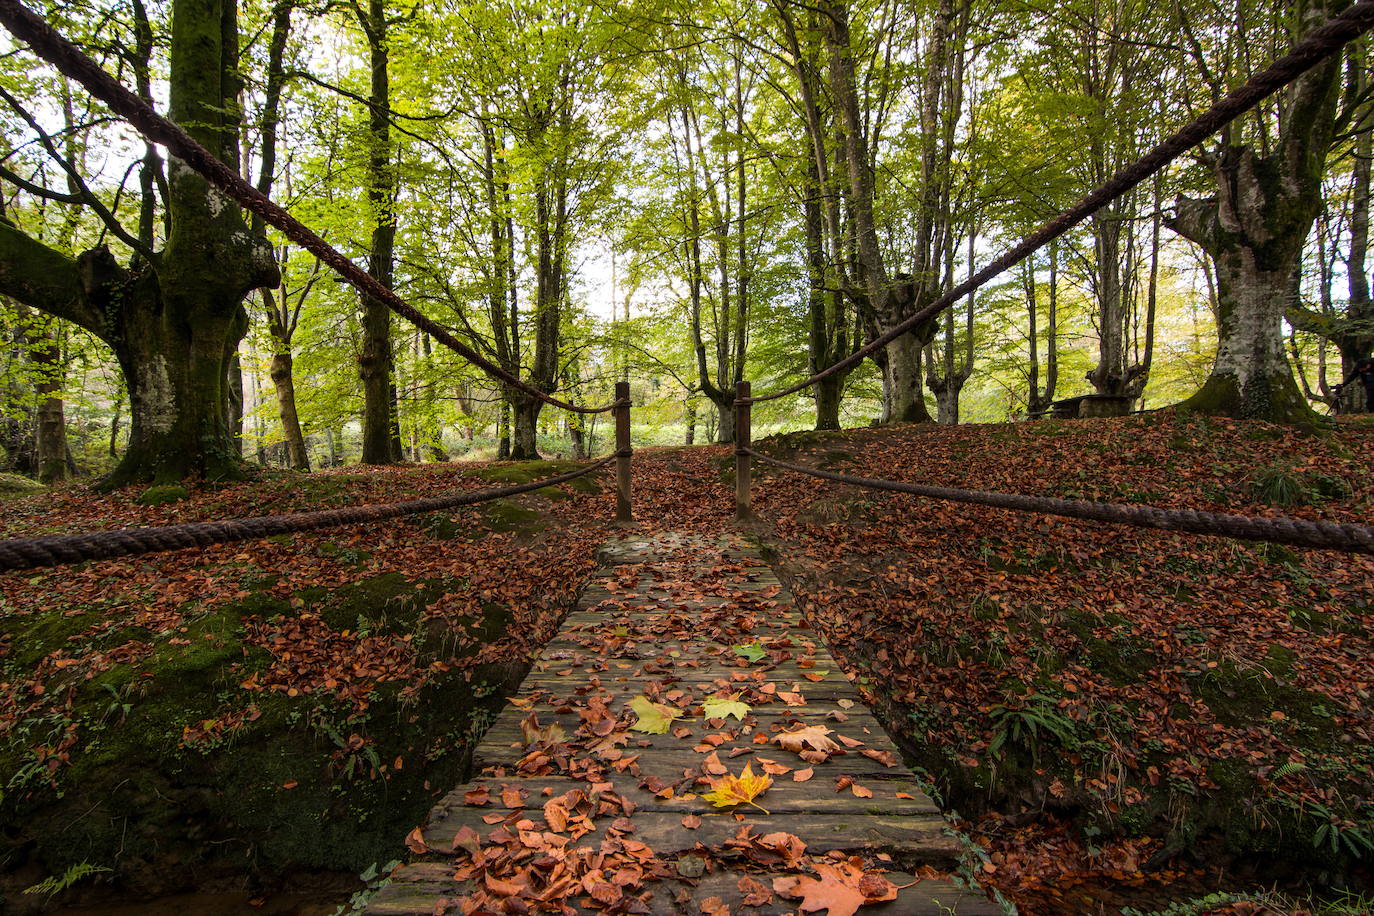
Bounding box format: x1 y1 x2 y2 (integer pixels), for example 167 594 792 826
497 400 511 459
33 319 67 483
0 0 278 488
1167 2 1341 423
714 397 734 445
815 376 844 430
568 414 586 460
109 390 123 459
881 334 932 424
357 0 397 465
684 398 696 445
107 270 255 486
1087 209 1128 395
270 350 309 470
1178 246 1311 419
934 386 960 425
510 397 542 460
227 349 244 455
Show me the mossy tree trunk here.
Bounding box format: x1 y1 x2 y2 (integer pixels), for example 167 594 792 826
356 0 400 465
510 396 541 461
0 0 278 487
1165 1 1342 423
877 332 934 424
33 316 68 483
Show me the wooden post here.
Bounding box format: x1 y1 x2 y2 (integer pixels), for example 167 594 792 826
615 381 632 522
735 380 751 521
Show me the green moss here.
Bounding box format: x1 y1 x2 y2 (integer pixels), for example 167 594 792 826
2 609 101 670
482 500 545 532
1191 660 1339 748
313 572 445 636
471 460 600 497
1062 609 1156 687
136 484 190 506
0 472 44 499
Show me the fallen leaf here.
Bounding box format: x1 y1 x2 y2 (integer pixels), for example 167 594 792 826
773 725 841 759
629 695 683 734
733 642 766 662
703 694 751 721
702 762 773 813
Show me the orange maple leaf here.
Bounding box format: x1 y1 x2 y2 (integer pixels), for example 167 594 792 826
702 762 773 814
773 862 898 916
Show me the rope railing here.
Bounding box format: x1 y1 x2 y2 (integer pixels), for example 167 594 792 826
0 0 613 417
740 447 1374 556
740 0 1374 406
0 455 619 572
0 378 635 571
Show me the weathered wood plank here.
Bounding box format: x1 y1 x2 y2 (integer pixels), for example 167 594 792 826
366 533 995 915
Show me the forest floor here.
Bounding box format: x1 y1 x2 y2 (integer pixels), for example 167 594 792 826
0 410 1371 915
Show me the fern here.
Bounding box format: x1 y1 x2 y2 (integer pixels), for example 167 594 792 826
1271 761 1307 781
23 862 111 896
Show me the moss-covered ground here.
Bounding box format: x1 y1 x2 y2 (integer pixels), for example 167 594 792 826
0 459 611 911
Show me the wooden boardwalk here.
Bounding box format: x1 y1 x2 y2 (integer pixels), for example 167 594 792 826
367 532 999 915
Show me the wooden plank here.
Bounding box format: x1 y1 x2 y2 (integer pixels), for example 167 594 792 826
369 863 1000 916
366 532 995 915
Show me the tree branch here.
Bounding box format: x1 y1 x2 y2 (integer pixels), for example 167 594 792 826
0 86 155 262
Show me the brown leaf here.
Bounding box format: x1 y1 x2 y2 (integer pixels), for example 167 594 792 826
451 825 481 855
859 748 898 767
501 785 527 808
773 725 841 759
702 751 729 776
738 875 772 906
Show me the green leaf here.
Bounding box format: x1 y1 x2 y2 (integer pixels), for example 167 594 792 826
732 642 765 663
628 696 682 734
703 695 751 721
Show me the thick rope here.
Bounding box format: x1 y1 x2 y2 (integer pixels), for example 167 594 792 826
0 457 613 571
743 448 1374 555
742 0 1374 405
0 0 614 416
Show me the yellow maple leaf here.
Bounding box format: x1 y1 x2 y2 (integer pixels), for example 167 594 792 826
702 693 751 721
702 762 773 814
629 695 682 734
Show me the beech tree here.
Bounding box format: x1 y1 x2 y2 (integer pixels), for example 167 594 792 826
0 0 277 486
1166 0 1362 421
